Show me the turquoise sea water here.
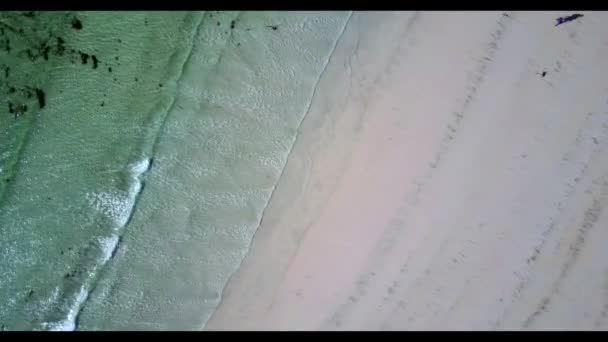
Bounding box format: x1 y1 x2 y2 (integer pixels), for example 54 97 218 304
0 11 350 330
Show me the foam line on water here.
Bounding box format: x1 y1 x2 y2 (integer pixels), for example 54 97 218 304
41 285 89 331
42 158 149 331
98 235 120 265
87 158 150 229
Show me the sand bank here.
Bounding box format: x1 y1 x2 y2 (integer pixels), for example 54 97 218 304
206 11 608 330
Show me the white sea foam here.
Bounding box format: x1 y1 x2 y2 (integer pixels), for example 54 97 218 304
49 158 150 330
130 158 151 176
98 235 120 264
87 158 150 228
41 285 89 331
87 191 131 228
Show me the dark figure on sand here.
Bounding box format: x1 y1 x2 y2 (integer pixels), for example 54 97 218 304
555 14 584 27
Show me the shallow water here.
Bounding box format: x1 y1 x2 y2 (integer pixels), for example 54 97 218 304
0 11 350 330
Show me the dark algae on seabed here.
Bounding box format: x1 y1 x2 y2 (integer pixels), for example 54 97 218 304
0 11 202 331
0 12 110 207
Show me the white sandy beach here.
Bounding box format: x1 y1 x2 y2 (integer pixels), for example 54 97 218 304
205 11 608 330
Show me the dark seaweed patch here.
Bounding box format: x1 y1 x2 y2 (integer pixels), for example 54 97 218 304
41 44 50 60
35 88 45 109
71 18 83 30
80 51 89 64
56 37 65 56
91 55 98 69
25 49 35 61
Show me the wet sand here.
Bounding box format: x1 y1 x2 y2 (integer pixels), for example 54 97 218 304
205 11 608 330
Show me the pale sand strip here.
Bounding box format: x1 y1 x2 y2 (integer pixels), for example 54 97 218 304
205 11 608 330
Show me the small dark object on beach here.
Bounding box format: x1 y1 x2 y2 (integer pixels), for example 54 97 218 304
555 14 583 27
231 20 236 29
35 88 45 108
22 11 35 18
8 102 14 114
71 18 83 30
108 67 112 72
8 87 15 93
217 21 221 26
267 25 278 31
27 290 34 298
91 55 98 69
135 77 138 82
159 83 163 88
502 13 510 18
100 101 104 107
541 71 547 77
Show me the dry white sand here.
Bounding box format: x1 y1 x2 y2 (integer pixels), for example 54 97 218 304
204 11 608 330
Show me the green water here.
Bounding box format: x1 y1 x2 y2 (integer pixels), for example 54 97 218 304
0 11 350 330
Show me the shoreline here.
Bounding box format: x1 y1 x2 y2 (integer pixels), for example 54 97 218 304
206 11 608 330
